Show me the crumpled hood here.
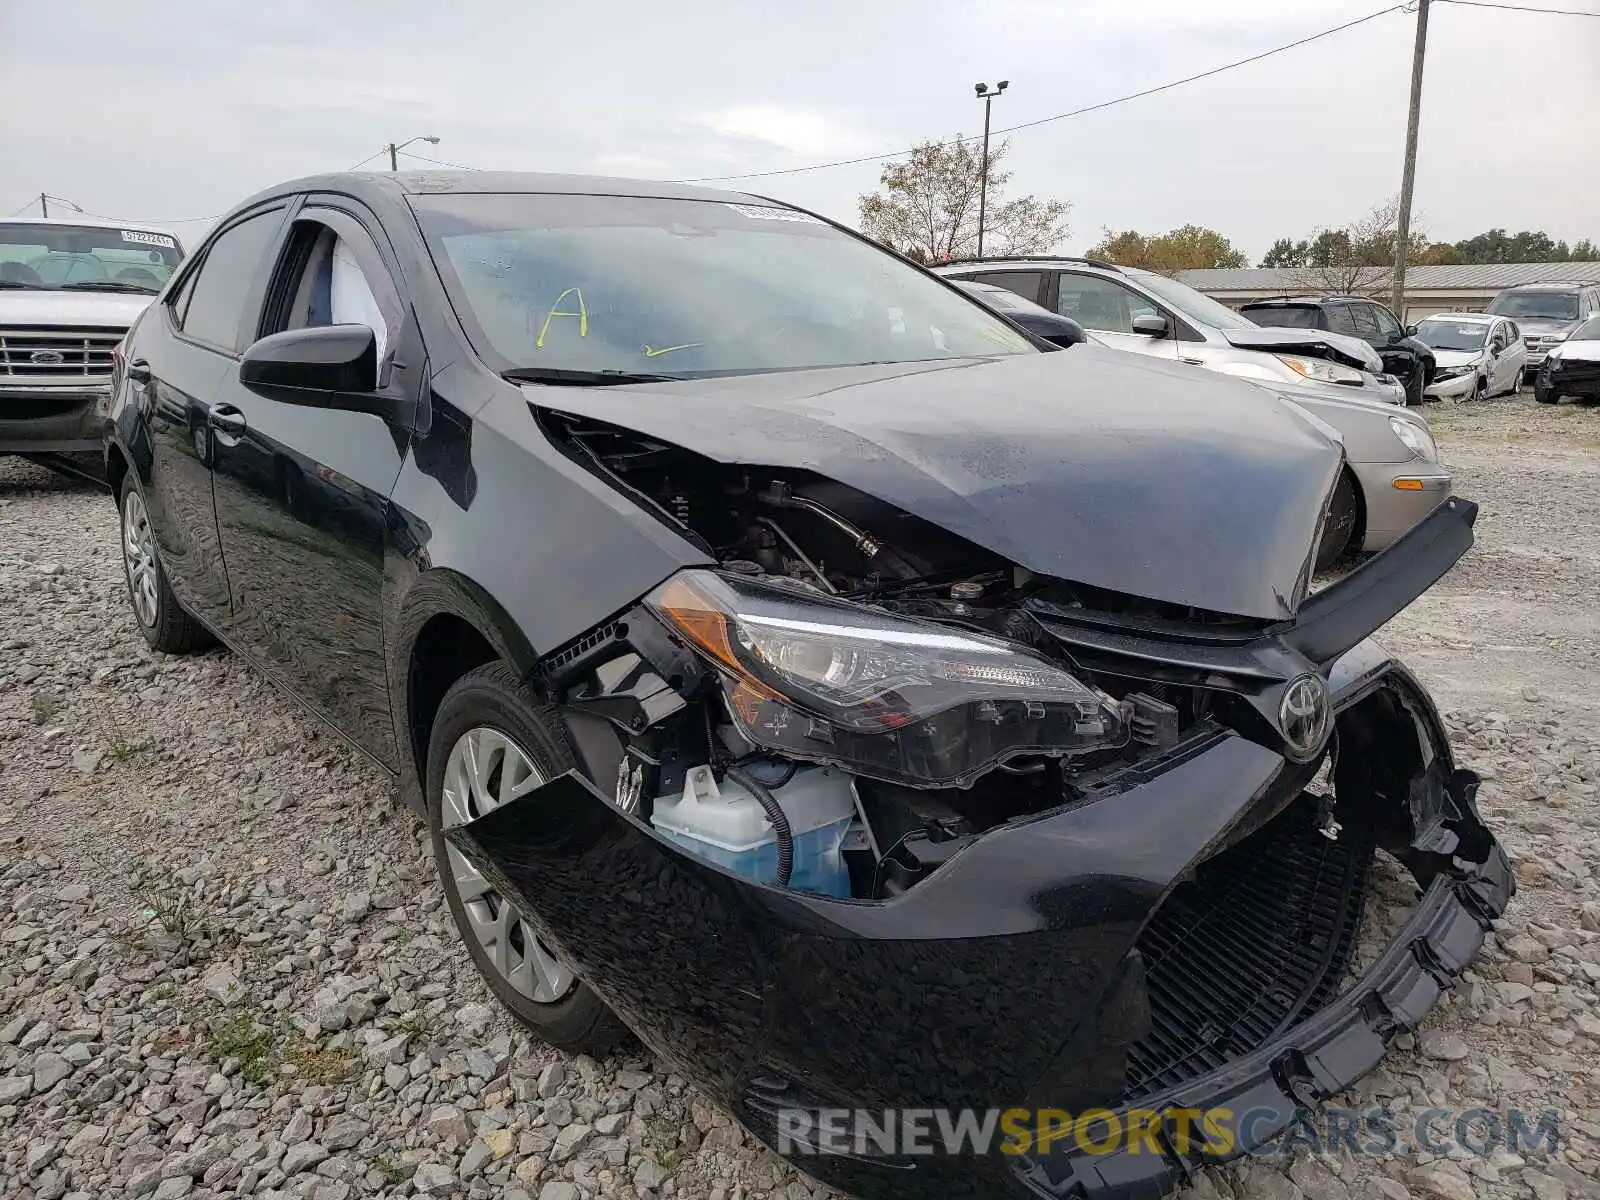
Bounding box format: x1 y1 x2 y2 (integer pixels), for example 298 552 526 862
0 289 153 327
523 347 1344 620
1431 349 1485 370
1224 325 1383 372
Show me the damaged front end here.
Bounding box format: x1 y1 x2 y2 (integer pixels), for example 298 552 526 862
445 423 1510 1198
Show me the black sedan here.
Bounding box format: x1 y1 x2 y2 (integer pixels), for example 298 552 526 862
104 171 1509 1200
950 278 1086 347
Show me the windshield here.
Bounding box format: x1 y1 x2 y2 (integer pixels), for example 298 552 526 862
1486 291 1580 322
0 222 183 294
1572 315 1600 341
412 193 1034 378
1415 319 1488 351
1243 305 1321 330
1125 269 1261 332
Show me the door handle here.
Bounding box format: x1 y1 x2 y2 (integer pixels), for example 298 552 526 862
208 404 248 436
127 359 152 384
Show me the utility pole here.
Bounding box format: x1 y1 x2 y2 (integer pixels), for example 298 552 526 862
974 81 1008 259
39 193 48 218
1391 0 1430 321
383 135 441 172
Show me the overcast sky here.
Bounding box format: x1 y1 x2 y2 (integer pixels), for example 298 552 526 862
3 0 1596 260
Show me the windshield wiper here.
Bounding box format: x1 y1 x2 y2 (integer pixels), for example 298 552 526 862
0 280 46 290
502 366 685 386
58 280 160 294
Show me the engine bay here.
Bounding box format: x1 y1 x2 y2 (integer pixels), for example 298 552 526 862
537 411 1256 901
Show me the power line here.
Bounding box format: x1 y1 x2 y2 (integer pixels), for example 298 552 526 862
1436 0 1600 14
396 149 482 171
347 147 389 171
672 3 1409 183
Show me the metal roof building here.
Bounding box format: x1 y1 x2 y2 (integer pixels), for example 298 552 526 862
1177 261 1600 321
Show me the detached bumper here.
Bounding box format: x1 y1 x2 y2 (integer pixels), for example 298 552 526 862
1014 793 1511 1199
447 643 1509 1200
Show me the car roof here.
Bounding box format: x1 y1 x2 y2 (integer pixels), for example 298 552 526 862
235 170 770 212
0 214 180 238
1417 311 1498 323
1498 280 1587 291
932 256 1125 273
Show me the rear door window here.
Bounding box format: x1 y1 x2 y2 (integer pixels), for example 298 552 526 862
1325 305 1358 337
1348 304 1383 343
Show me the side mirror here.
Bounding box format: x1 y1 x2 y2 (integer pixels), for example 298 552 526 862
1405 325 1419 337
239 325 409 424
1131 313 1169 338
1039 316 1087 348
241 325 376 398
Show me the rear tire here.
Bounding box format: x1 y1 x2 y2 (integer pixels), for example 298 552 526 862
117 475 212 654
426 662 631 1056
1315 470 1360 572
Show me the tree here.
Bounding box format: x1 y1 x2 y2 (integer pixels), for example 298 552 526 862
1448 228 1599 263
857 137 1070 263
1260 237 1309 268
1084 225 1247 274
1270 198 1428 296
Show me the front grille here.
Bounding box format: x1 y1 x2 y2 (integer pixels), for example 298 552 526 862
0 326 125 379
1122 795 1372 1102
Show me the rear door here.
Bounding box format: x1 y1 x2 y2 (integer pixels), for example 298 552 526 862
131 206 289 626
207 199 422 766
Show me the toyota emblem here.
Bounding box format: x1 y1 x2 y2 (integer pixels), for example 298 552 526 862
1279 673 1331 762
29 349 65 365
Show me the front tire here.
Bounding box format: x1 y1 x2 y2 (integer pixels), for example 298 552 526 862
1534 381 1559 404
1315 470 1361 572
1404 370 1424 407
426 662 630 1055
118 475 212 653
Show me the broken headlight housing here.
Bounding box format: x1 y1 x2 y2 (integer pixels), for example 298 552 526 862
646 569 1127 788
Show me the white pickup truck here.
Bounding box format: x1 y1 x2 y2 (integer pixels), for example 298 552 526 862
1 216 184 479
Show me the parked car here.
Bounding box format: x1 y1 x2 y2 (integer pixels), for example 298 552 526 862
1485 281 1600 378
933 256 1406 404
951 278 1446 566
105 172 1508 1200
1 217 184 480
1239 296 1435 406
1535 313 1600 404
1410 312 1526 401
949 279 1086 346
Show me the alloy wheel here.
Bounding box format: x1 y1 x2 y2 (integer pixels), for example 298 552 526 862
121 489 159 628
440 726 575 1004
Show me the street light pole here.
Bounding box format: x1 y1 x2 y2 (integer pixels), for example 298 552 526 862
1391 0 1430 321
385 135 442 171
973 80 1008 259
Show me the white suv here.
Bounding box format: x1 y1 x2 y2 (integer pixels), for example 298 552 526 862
1 217 184 474
932 256 1406 404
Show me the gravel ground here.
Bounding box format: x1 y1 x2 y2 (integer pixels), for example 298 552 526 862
1 394 1598 1200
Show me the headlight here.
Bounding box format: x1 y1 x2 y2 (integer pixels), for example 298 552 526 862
646 569 1128 787
1389 416 1437 462
1431 365 1470 382
1538 335 1565 345
1274 355 1364 386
